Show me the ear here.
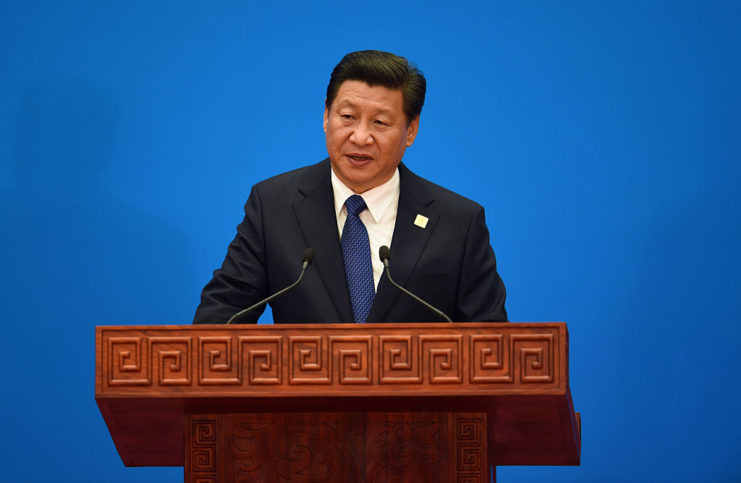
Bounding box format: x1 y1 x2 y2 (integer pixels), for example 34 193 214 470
323 102 329 134
405 116 420 147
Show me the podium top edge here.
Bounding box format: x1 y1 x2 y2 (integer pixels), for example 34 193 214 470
95 322 567 330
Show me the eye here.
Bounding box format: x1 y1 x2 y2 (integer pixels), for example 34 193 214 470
340 114 354 120
374 119 389 126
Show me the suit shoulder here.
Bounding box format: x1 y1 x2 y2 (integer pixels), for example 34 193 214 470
255 159 329 188
401 165 484 214
253 159 328 191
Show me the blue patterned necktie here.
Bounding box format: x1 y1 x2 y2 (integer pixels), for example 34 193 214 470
341 194 375 323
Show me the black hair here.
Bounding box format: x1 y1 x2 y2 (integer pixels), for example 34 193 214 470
325 50 426 122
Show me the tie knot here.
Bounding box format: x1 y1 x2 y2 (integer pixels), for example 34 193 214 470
345 195 367 217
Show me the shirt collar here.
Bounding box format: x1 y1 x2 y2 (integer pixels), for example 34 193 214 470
331 167 400 224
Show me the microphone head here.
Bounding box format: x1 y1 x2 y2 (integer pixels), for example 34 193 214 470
379 245 391 262
302 248 315 265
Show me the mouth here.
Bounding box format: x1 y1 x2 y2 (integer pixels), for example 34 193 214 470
345 153 374 164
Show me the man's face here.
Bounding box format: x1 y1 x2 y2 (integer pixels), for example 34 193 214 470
324 80 419 193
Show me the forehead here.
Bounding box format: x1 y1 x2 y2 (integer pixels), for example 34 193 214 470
332 80 404 115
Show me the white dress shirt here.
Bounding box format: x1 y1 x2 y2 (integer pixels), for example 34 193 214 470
331 167 400 290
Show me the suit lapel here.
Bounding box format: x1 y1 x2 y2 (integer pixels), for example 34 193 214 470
293 160 354 323
367 164 438 323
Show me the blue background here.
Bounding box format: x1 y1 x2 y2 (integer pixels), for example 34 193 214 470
1 1 739 481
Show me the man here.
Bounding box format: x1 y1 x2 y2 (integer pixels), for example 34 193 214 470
194 50 506 324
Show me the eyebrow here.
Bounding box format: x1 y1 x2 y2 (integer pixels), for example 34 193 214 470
337 99 394 116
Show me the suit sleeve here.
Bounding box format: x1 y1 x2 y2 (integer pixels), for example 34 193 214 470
455 204 508 322
193 187 269 324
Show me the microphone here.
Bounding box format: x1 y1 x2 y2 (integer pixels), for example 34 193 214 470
226 248 315 324
379 246 453 323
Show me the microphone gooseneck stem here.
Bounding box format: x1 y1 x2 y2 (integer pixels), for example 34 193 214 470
381 259 453 323
226 264 309 325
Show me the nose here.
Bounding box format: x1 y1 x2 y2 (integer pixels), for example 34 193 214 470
349 122 374 146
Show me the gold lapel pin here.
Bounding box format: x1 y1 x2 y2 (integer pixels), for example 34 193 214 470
414 214 429 229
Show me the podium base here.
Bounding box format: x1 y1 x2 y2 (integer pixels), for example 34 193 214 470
185 411 493 482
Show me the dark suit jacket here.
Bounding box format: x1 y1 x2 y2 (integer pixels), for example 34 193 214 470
193 159 507 324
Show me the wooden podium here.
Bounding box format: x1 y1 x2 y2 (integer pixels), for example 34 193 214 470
96 323 580 481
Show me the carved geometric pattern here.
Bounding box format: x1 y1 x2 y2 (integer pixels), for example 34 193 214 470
513 333 555 383
290 336 331 384
330 335 372 384
108 336 150 385
421 335 463 383
99 326 562 392
151 337 191 385
240 336 282 385
458 445 482 470
456 415 481 443
470 334 511 383
455 413 485 482
189 417 217 482
379 335 421 383
199 336 239 385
